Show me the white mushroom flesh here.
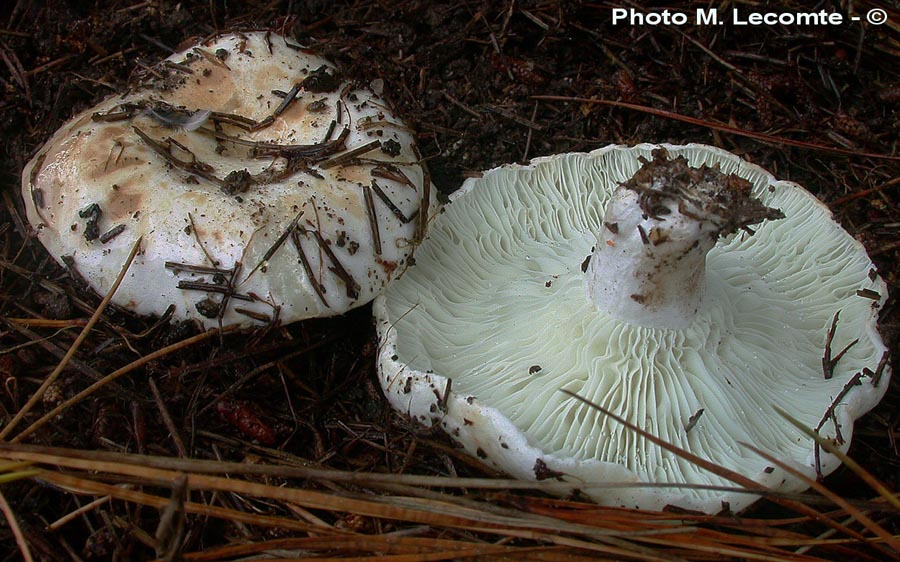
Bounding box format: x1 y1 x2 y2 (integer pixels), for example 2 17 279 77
586 150 783 329
375 143 889 512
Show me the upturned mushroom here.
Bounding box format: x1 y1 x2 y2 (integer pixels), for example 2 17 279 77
22 31 433 327
374 144 890 513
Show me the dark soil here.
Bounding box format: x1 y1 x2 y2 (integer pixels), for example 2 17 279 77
1 1 899 560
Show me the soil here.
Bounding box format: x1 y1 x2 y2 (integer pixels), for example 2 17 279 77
0 1 899 560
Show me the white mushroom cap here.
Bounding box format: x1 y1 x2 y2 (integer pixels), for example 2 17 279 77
22 31 434 327
374 143 890 513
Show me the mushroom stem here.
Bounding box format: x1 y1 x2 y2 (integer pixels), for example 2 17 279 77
585 149 784 329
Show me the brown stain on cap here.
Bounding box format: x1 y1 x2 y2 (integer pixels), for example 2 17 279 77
166 65 241 115
103 188 145 223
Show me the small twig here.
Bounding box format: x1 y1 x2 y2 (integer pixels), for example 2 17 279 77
0 321 115 390
815 371 865 438
165 262 232 276
99 224 126 244
318 139 382 170
856 288 881 300
149 379 187 458
155 474 188 561
869 351 890 387
371 180 415 224
116 1 153 13
822 311 859 380
110 318 159 351
133 126 227 187
24 54 77 78
12 326 232 443
0 237 143 440
291 229 329 308
822 312 839 380
442 92 481 119
830 177 900 206
310 199 325 284
176 281 252 301
272 83 301 117
142 33 175 54
207 127 349 159
777 406 900 514
636 225 650 245
245 211 304 280
372 164 418 191
91 104 143 123
0 490 33 562
194 47 230 70
48 494 112 530
208 111 259 130
0 40 30 101
812 372 865 479
196 337 337 418
363 185 382 255
830 339 859 373
3 318 87 328
187 213 218 268
90 46 139 66
216 262 242 325
234 308 271 323
305 228 360 299
322 118 337 142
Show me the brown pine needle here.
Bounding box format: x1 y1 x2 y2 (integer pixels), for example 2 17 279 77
235 551 601 562
39 470 341 536
170 537 585 562
775 407 900 512
3 318 88 328
0 489 34 562
531 96 900 162
559 390 768 493
739 441 900 557
11 325 235 442
0 236 143 440
0 441 776 497
31 469 674 561
47 494 112 530
0 443 881 561
829 177 900 206
559 389 877 545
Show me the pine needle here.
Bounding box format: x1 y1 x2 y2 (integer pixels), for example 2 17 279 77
0 489 34 562
0 236 143 440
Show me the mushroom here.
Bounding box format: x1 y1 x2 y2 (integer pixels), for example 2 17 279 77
22 31 433 327
374 143 890 513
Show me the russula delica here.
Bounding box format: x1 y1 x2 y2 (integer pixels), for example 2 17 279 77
374 143 890 513
22 31 433 327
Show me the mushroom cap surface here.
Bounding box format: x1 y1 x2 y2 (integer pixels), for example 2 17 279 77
374 143 890 513
23 31 432 327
